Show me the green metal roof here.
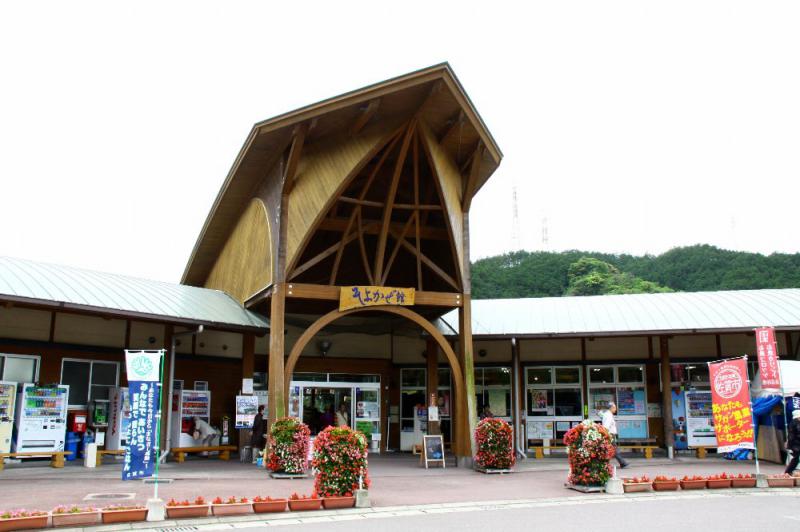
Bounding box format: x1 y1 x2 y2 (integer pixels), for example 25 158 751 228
0 256 267 332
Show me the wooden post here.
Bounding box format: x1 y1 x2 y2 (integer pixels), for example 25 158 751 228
512 338 524 454
268 284 286 423
659 335 674 456
426 337 440 436
580 337 588 419
161 325 173 453
458 296 477 461
242 334 255 381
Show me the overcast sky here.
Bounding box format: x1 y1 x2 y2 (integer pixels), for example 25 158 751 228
1 1 799 283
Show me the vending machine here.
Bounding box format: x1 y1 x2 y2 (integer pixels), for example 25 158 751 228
105 387 130 451
13 384 69 453
170 389 212 448
0 381 17 453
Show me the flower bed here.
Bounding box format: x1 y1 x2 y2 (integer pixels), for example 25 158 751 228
767 474 795 488
680 475 706 490
252 496 286 514
474 418 515 471
268 417 311 474
562 420 614 487
622 475 652 493
312 425 370 497
101 505 148 524
211 497 251 516
731 473 756 488
652 475 680 491
0 510 48 532
705 473 732 489
166 497 209 519
51 505 99 527
322 495 355 509
287 493 321 512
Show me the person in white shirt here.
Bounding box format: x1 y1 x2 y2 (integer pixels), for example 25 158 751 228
600 402 629 469
192 416 219 447
335 404 350 427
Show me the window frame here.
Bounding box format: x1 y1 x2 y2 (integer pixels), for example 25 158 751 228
60 358 120 409
0 353 41 384
587 364 648 438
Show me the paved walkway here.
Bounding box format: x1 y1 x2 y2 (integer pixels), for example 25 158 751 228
0 452 786 513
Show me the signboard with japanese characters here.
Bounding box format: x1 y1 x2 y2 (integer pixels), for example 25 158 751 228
235 395 259 429
755 326 782 391
339 286 415 311
708 357 755 453
122 350 163 481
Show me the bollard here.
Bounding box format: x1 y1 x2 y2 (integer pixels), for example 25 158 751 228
146 498 165 521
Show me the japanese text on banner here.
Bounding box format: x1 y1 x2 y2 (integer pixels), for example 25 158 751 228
755 326 782 390
122 381 161 480
339 286 415 311
708 358 755 453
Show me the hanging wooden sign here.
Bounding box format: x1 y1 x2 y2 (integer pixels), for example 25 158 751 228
339 286 415 311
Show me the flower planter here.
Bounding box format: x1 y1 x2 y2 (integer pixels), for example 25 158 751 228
0 515 49 532
288 499 322 511
679 480 706 490
731 478 757 488
622 482 652 493
767 477 795 488
706 479 732 489
211 503 252 516
652 481 680 491
322 496 355 509
165 505 210 519
101 508 148 524
52 511 100 527
253 499 287 513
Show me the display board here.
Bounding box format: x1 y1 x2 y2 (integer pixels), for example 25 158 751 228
422 434 445 469
685 390 717 447
526 420 553 440
617 419 648 439
235 395 259 429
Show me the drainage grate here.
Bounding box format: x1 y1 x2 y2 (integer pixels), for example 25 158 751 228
84 493 136 500
157 527 199 532
143 478 174 484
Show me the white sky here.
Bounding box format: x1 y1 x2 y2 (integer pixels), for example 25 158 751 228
1 1 799 283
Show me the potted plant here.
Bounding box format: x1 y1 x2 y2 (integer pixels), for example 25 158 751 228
51 505 100 527
680 475 706 490
474 418 516 471
622 475 652 493
705 473 732 489
165 497 209 519
767 473 795 488
287 493 322 512
312 425 369 509
731 473 757 488
267 417 311 476
252 496 287 514
652 475 680 491
0 510 48 532
101 504 148 524
562 420 614 489
211 497 252 516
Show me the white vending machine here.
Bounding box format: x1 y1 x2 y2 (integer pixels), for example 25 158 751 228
13 384 69 453
105 387 130 451
0 381 18 453
170 389 212 448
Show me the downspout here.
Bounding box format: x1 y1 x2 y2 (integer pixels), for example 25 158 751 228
512 337 526 460
161 325 204 462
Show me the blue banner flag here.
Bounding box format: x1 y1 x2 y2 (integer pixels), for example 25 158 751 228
122 380 160 480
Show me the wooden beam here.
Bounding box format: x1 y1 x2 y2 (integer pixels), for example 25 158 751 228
49 311 57 343
413 132 423 291
660 336 674 451
282 123 309 194
389 228 460 291
356 209 375 285
319 217 448 240
338 196 441 211
124 320 131 349
289 228 363 281
286 283 462 307
375 122 416 283
439 110 465 146
350 98 381 135
381 212 417 285
461 144 483 212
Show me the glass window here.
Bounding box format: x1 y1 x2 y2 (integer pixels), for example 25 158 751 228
590 387 616 415
401 390 425 418
617 366 644 383
590 367 614 384
293 372 327 382
555 367 581 384
3 356 37 384
329 374 380 383
437 368 451 386
62 360 91 407
91 362 117 385
527 367 552 385
687 365 709 385
401 369 426 388
554 389 583 416
483 367 511 386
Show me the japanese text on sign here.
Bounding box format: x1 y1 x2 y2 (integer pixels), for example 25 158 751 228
122 381 160 480
755 326 782 390
708 358 755 453
339 286 415 311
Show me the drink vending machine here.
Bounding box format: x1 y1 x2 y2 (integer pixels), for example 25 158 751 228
105 387 130 451
170 389 212 447
0 381 17 453
13 384 69 453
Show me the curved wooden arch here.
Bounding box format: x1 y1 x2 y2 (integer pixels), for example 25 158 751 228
283 306 465 436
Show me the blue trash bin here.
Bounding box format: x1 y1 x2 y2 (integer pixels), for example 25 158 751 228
65 432 80 461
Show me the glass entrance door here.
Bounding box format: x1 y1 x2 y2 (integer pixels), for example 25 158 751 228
301 386 353 436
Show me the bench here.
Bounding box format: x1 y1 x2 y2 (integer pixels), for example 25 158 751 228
0 451 73 471
95 449 126 465
694 446 714 459
618 445 659 459
531 446 567 459
171 445 237 463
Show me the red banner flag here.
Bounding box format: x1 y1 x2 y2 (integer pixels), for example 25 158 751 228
755 326 782 390
708 358 755 453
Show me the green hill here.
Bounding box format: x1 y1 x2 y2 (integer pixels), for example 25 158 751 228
470 245 800 299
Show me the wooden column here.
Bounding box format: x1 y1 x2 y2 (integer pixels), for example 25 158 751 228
242 333 255 381
511 338 523 453
426 337 440 436
580 337 589 419
268 284 286 423
785 331 794 359
659 335 674 455
457 296 477 460
160 324 174 453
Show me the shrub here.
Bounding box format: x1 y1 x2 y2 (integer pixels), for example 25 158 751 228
474 418 515 470
312 425 370 497
562 420 614 486
268 417 310 474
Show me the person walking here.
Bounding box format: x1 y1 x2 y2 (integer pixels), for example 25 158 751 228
250 405 266 463
785 409 800 475
600 402 628 469
336 403 350 427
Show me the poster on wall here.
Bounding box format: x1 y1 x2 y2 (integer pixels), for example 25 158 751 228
590 390 615 416
671 390 688 450
488 389 507 417
437 391 450 417
527 420 553 440
617 388 646 415
235 395 259 429
530 390 548 411
617 419 647 439
685 390 717 448
708 357 754 453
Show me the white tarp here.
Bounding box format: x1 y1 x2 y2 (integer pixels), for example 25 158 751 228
752 360 800 397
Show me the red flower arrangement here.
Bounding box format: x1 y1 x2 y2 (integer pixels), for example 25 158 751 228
562 420 614 486
622 475 651 484
654 475 677 482
474 418 515 470
268 417 311 474
312 425 370 496
289 493 319 501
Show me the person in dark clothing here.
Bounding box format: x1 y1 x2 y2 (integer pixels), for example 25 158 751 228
785 409 800 475
250 405 266 463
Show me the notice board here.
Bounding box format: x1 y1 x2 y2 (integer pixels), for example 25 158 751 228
423 434 445 469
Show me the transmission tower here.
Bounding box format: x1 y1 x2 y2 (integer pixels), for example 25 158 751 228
541 217 549 249
511 184 521 250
